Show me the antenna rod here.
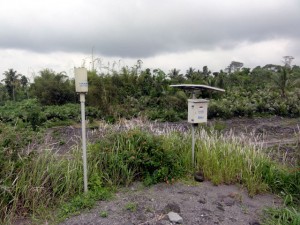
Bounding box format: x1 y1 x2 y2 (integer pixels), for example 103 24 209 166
91 47 94 71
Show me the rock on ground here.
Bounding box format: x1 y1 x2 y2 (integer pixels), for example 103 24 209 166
167 212 183 224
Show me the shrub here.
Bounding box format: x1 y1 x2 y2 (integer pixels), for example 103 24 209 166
91 129 186 186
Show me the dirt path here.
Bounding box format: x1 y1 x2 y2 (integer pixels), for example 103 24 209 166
59 181 281 225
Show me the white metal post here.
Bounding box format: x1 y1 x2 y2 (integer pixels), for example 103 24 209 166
192 124 195 166
192 91 196 167
80 93 88 193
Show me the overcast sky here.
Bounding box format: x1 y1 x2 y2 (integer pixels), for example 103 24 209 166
1 0 299 81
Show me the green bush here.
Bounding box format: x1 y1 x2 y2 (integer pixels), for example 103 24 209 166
0 100 103 129
209 89 300 119
92 129 186 186
0 123 36 162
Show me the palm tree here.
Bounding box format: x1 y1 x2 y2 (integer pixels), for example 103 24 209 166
20 75 29 99
169 68 185 83
136 59 143 75
2 69 20 101
185 67 195 80
20 75 28 88
272 67 300 98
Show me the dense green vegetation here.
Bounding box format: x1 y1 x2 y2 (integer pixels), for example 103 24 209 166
1 59 300 122
1 58 300 224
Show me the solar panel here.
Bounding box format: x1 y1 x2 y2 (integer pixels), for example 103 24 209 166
170 84 225 92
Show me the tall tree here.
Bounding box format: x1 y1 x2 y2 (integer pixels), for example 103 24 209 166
271 57 299 98
213 70 227 89
282 56 294 68
136 59 143 75
0 83 9 103
169 68 185 83
20 75 29 88
226 61 244 74
2 69 20 101
202 66 211 77
30 69 75 105
272 67 290 97
185 67 195 80
20 75 29 99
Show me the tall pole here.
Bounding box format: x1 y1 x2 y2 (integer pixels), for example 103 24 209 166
80 93 88 193
192 91 196 167
192 124 195 166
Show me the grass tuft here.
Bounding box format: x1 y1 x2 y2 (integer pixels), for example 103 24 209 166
263 207 300 225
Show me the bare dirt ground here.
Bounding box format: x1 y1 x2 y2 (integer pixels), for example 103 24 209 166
59 181 281 225
23 116 299 225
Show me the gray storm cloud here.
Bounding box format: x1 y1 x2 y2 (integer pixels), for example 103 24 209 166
0 0 299 58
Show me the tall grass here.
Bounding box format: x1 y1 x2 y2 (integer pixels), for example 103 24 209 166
263 207 300 225
194 129 268 195
1 121 299 224
0 149 84 223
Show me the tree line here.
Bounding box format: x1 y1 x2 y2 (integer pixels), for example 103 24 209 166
1 57 300 120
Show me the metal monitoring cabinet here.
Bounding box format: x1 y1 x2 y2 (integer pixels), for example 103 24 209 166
75 67 88 93
188 99 209 123
171 85 224 124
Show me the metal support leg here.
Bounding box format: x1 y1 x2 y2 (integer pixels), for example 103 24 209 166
80 94 88 193
192 124 195 166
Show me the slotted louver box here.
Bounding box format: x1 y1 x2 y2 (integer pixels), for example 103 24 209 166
188 99 209 123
